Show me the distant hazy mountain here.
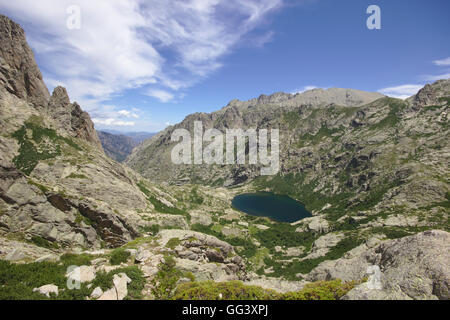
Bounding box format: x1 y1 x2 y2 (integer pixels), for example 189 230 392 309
96 131 138 162
100 130 156 145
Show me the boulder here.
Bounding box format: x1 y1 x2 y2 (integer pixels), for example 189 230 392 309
90 287 103 299
5 248 27 261
66 266 96 283
308 230 450 300
33 284 59 298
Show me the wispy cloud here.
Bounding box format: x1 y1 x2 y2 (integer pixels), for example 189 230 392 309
0 0 283 110
378 84 424 100
118 110 140 119
92 118 136 127
146 89 175 103
423 73 450 82
291 85 318 94
433 57 450 66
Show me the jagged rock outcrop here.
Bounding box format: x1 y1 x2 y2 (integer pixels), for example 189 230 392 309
47 86 102 149
407 79 450 109
153 230 247 282
308 230 450 300
0 15 50 108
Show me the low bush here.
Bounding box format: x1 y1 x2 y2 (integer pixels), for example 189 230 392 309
109 249 131 265
173 281 281 300
283 279 359 300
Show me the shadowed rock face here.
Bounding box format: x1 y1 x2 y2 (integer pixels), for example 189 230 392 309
0 15 50 108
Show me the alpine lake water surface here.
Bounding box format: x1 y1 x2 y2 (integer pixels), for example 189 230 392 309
231 192 312 223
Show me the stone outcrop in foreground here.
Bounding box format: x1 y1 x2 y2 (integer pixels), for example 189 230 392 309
308 230 450 300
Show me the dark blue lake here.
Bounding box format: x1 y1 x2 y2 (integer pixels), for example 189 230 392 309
232 192 312 223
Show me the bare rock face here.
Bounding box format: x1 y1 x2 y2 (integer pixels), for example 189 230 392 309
47 86 103 149
407 79 450 109
308 230 450 300
0 15 50 108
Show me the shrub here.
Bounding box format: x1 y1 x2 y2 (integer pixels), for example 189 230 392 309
109 249 131 265
283 280 359 300
11 121 81 175
60 253 94 267
30 236 59 249
166 238 181 249
91 266 145 300
173 281 281 300
152 255 183 300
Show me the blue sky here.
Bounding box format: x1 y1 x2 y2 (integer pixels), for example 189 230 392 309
1 0 449 132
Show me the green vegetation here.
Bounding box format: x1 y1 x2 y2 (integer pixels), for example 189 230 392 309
189 186 204 205
91 266 145 300
139 224 160 234
254 173 350 218
60 253 94 266
173 279 360 300
173 280 280 300
11 119 81 175
109 248 131 265
191 224 257 259
74 212 93 226
27 179 49 194
261 235 363 280
166 238 181 249
368 99 405 131
0 251 144 300
30 236 59 250
283 279 360 300
138 182 187 216
66 173 89 180
152 255 189 300
296 126 343 147
253 223 315 251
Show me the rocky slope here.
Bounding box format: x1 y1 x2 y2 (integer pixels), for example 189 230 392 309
97 131 138 162
0 14 181 249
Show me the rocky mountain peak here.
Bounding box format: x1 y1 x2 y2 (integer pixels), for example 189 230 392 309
46 85 102 149
408 78 450 109
0 15 50 108
50 86 71 106
256 92 293 105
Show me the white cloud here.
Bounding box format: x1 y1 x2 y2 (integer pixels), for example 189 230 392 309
146 89 175 103
0 0 283 110
378 84 424 100
92 118 135 127
292 86 318 94
423 73 450 81
433 57 450 66
117 110 139 118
